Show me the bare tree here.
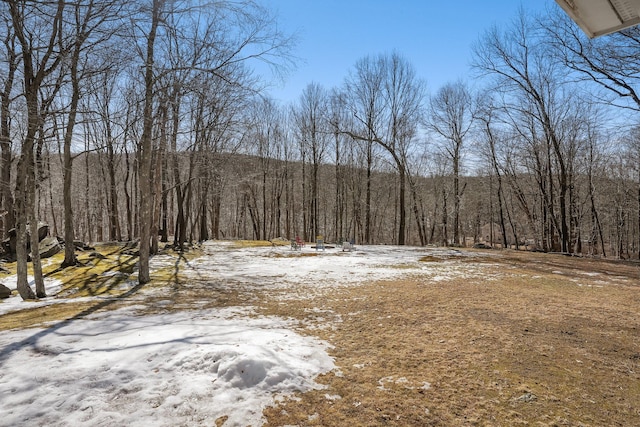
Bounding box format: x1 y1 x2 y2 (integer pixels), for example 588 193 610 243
624 125 640 258
473 11 576 253
328 89 352 242
343 55 385 243
87 70 127 243
293 83 329 241
130 0 295 280
8 0 68 299
382 53 425 245
404 145 430 246
136 0 163 284
427 81 474 246
544 10 640 112
0 11 18 237
60 0 125 267
475 94 509 249
544 9 640 257
248 97 284 240
584 119 608 257
342 52 425 245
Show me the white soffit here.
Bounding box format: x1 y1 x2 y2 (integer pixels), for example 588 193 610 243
556 0 640 37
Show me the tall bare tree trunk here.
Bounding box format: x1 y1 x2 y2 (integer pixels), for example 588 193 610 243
441 187 448 246
452 153 460 245
398 164 406 245
365 141 372 243
408 174 426 246
84 141 93 243
14 152 34 300
138 0 162 284
106 121 122 242
61 50 81 267
150 102 167 255
0 29 17 237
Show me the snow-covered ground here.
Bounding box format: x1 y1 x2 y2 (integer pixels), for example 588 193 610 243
0 306 332 427
0 275 65 316
152 241 486 291
0 242 489 427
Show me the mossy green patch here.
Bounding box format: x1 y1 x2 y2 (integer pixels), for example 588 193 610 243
48 249 139 298
0 245 139 330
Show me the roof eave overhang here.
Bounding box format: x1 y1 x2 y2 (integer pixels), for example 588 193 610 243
556 0 640 38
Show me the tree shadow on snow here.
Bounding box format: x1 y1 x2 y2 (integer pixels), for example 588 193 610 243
0 279 148 366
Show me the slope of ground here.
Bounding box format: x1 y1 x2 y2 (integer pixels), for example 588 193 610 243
0 242 638 426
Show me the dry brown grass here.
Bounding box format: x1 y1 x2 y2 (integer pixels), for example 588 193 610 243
260 250 640 427
268 252 321 258
231 239 291 248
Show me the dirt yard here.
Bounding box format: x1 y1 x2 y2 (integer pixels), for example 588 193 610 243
257 250 640 426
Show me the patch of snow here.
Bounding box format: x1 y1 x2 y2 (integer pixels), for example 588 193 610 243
169 242 493 298
581 272 601 277
377 376 430 391
0 306 334 427
136 243 501 310
377 376 397 390
0 275 64 316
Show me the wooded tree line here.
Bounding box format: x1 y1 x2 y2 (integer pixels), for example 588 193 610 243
2 2 640 299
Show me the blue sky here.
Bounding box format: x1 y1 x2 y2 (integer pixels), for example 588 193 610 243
261 0 558 103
